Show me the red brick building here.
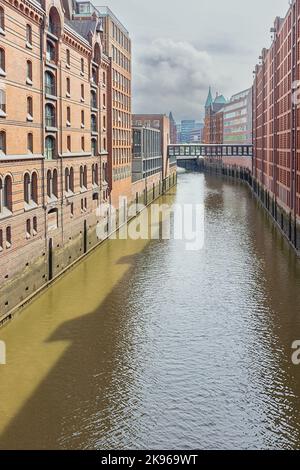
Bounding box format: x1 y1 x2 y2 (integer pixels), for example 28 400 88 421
253 1 300 245
203 87 226 144
0 0 114 320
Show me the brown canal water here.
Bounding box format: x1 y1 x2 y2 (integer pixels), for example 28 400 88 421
1 172 300 450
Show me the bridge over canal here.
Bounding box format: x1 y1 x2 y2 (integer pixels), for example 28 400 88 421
168 144 253 170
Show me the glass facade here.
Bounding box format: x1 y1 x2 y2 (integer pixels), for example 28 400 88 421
223 89 252 145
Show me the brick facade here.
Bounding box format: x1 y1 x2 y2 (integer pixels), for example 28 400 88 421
253 1 300 225
0 0 112 320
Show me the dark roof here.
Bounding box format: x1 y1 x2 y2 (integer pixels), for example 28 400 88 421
66 18 101 40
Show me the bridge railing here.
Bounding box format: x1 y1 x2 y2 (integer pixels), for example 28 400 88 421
168 144 253 159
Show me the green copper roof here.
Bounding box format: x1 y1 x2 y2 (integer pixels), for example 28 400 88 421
205 87 213 108
214 94 227 104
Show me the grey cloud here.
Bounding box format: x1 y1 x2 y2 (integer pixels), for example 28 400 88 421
106 0 289 120
132 38 231 120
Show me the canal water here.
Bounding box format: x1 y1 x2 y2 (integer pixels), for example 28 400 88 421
1 172 300 450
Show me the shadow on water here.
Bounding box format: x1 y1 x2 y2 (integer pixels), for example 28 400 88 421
1 173 300 449
0 189 177 450
0 253 141 449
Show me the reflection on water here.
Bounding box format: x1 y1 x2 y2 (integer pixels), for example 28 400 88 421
1 172 300 449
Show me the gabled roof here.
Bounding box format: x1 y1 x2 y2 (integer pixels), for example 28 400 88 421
66 18 102 41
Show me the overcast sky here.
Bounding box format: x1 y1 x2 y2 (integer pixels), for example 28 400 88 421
97 0 289 121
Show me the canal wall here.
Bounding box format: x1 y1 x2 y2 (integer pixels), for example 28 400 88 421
203 159 300 256
0 171 177 328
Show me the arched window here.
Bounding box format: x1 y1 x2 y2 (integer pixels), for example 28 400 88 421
66 77 70 95
46 40 56 62
83 165 87 188
80 165 84 189
69 167 74 192
52 169 58 197
0 7 5 32
66 49 70 66
33 216 37 233
27 96 33 119
91 90 97 109
45 71 55 96
0 48 5 74
26 218 31 237
26 24 32 46
65 167 69 193
81 58 84 74
48 7 61 37
93 43 101 63
92 67 97 84
91 114 97 132
91 138 97 156
81 110 84 127
31 171 38 203
46 169 51 197
81 136 85 151
6 226 11 247
0 88 6 115
45 103 55 127
47 169 58 199
27 133 33 153
26 60 32 83
81 84 84 100
45 135 55 159
66 106 71 125
24 172 30 203
4 175 12 212
0 131 5 154
93 163 98 186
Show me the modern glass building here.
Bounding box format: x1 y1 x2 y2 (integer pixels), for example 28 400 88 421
223 88 252 145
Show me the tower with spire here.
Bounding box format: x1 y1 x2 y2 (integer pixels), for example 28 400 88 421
203 87 227 144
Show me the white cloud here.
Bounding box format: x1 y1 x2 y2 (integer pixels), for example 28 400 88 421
132 38 229 120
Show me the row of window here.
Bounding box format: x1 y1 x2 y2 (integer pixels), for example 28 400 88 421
112 45 130 72
0 7 34 47
112 21 130 52
112 165 131 181
0 52 105 102
113 89 130 110
0 131 103 158
112 148 131 165
113 70 130 93
0 164 104 216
